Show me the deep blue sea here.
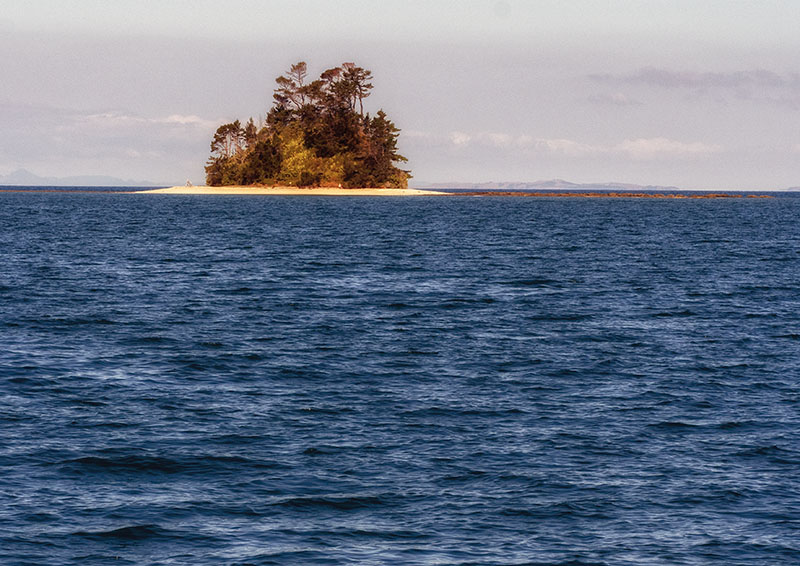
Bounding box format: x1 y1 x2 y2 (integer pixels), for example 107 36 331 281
2 190 799 565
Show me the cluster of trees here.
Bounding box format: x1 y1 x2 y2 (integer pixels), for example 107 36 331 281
205 62 410 188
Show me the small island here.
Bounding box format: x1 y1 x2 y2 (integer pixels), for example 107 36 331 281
129 61 772 199
203 61 411 189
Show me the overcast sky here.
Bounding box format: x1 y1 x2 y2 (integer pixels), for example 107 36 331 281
2 0 800 188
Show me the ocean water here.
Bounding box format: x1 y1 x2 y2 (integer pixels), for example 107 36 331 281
1 191 799 565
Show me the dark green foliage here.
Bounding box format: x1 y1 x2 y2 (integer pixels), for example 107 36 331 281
205 61 410 188
240 139 282 185
204 158 224 186
299 170 322 187
266 105 293 130
243 118 258 146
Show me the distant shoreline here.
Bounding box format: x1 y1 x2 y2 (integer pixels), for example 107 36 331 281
453 191 773 199
129 186 775 198
0 186 774 198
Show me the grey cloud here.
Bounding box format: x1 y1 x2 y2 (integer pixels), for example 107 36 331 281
589 67 800 107
591 67 800 89
407 128 721 159
587 92 642 106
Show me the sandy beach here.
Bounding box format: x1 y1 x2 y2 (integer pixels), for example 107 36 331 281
135 185 449 196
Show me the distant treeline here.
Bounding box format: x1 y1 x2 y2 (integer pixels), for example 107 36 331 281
205 62 410 188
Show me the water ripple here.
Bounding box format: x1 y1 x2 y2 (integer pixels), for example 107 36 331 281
1 193 799 565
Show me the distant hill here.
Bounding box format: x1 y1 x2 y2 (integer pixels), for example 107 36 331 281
418 179 681 191
0 169 160 187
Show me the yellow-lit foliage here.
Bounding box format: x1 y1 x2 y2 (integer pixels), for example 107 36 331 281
276 129 320 185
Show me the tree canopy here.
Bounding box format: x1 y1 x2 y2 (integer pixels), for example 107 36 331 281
205 61 410 188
